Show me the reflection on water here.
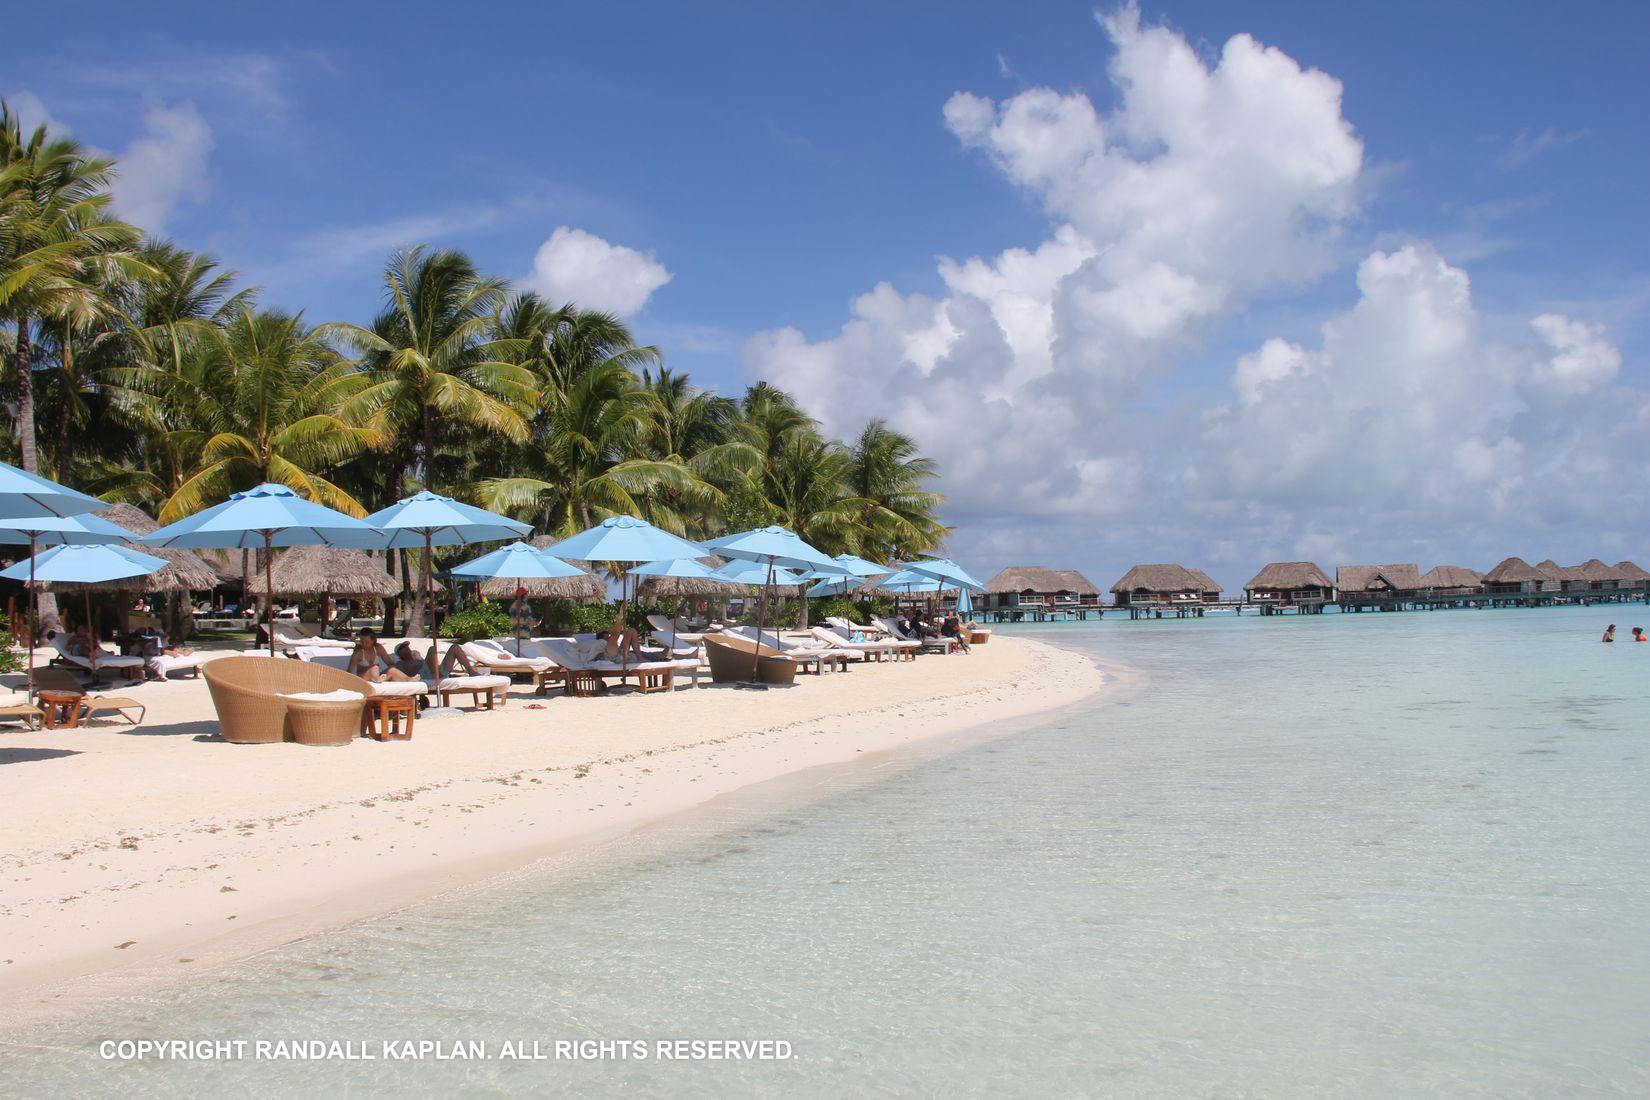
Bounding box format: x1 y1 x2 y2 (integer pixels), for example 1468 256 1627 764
4 606 1649 1097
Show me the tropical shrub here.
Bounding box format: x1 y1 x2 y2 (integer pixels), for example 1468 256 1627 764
438 600 512 641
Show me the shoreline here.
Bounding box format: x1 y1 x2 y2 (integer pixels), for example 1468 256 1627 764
0 635 1102 1032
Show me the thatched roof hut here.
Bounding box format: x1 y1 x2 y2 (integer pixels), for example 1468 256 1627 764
1614 560 1650 583
1335 564 1423 594
269 546 402 597
985 566 1101 597
1243 562 1333 600
633 556 749 599
1571 558 1618 582
1418 565 1483 591
44 503 223 593
1111 564 1221 605
1482 557 1544 593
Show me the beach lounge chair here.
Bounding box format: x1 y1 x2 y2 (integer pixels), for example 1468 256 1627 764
32 667 147 726
203 655 366 744
148 650 212 679
294 646 509 710
646 627 707 661
725 627 857 673
269 624 352 652
808 625 912 662
49 634 146 683
702 633 799 685
876 617 958 654
531 637 700 696
462 639 553 679
826 615 889 639
646 614 706 643
0 701 44 729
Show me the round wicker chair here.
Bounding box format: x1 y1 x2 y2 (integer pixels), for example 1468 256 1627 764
703 634 798 686
203 656 368 745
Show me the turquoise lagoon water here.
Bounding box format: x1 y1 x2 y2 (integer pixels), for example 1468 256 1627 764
4 605 1649 1097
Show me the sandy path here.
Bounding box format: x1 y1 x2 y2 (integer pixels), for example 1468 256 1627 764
0 635 1100 1028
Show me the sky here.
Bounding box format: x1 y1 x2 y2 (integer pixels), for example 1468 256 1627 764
6 1 1649 589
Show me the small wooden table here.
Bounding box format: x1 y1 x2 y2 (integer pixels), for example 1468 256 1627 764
38 690 88 729
365 695 416 741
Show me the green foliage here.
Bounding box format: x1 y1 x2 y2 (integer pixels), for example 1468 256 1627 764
810 596 877 625
438 599 512 641
537 598 678 637
0 612 22 676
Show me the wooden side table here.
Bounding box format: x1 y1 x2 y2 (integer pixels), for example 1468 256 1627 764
365 695 416 741
38 690 87 730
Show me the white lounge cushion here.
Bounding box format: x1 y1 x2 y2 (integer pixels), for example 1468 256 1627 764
149 652 211 676
432 674 510 692
277 689 366 703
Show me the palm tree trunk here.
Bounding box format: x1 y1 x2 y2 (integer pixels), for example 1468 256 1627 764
14 322 60 626
55 322 74 484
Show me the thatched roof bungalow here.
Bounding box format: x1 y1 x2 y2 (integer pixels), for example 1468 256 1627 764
87 503 222 593
1418 565 1483 595
984 566 1102 611
269 546 402 597
1482 557 1545 595
1533 559 1577 593
1335 564 1423 598
1111 564 1221 606
1242 562 1333 606
1615 560 1650 585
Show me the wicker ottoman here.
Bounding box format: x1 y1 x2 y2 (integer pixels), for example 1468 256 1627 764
285 700 362 746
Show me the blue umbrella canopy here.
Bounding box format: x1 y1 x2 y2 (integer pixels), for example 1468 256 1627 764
139 483 381 549
955 587 973 614
0 511 135 547
0 459 105 520
806 575 866 598
877 569 952 593
628 557 725 580
900 557 986 592
541 514 705 564
713 559 807 586
702 526 848 573
448 541 588 581
0 543 167 585
361 490 530 548
139 483 383 654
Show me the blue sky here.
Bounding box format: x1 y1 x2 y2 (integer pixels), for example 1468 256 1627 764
7 2 1648 583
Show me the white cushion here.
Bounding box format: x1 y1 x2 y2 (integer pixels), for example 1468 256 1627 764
277 689 365 703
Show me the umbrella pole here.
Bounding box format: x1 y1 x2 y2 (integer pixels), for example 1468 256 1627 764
748 557 774 685
424 531 437 668
265 532 276 657
25 536 36 698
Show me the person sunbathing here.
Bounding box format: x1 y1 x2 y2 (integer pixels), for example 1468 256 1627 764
425 643 479 678
604 611 646 662
348 630 420 683
66 625 120 666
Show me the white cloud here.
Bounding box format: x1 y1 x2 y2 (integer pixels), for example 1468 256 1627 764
6 90 67 137
522 226 672 317
109 101 214 234
744 6 1644 584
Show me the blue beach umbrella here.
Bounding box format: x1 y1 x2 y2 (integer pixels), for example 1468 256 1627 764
712 559 808 586
141 483 383 655
448 541 587 654
956 587 973 614
796 552 891 600
363 491 532 639
901 557 986 592
0 543 167 585
627 557 725 582
0 458 105 520
0 510 132 694
700 526 850 685
1 544 168 662
542 516 707 624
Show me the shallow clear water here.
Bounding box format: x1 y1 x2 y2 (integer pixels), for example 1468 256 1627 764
5 606 1649 1097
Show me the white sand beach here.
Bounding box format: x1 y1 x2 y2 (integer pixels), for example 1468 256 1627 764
0 635 1100 1028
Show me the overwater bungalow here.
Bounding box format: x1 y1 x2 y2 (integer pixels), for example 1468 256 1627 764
1418 565 1483 595
1335 564 1423 606
1615 561 1650 590
1534 559 1575 593
982 566 1102 620
1111 564 1222 608
1242 562 1334 610
1482 557 1545 595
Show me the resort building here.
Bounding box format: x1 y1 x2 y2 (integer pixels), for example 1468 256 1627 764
981 566 1102 620
1242 562 1334 610
1111 564 1222 608
1334 564 1423 606
1482 557 1545 595
1418 565 1483 596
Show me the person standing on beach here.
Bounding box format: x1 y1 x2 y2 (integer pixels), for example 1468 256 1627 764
1603 624 1616 642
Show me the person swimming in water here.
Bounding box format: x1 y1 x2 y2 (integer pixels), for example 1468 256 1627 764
1632 627 1646 643
1603 624 1617 643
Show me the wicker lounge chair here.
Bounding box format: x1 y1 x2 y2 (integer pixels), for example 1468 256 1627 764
31 667 147 725
49 634 146 682
203 656 368 744
703 633 799 685
725 627 856 673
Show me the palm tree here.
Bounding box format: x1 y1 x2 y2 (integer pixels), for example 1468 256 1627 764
0 100 145 476
844 419 948 560
637 367 756 537
476 359 711 536
108 306 379 523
